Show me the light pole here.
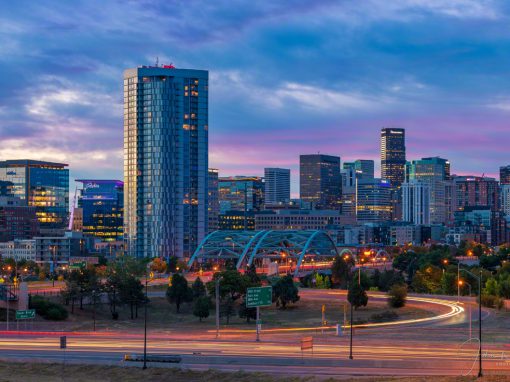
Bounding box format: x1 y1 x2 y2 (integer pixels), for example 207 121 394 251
215 274 223 339
92 289 97 332
50 245 57 287
459 280 472 340
143 268 150 370
457 261 460 303
459 268 482 378
349 281 353 360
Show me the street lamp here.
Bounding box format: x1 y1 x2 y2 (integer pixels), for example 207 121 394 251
459 268 482 378
459 280 472 339
215 274 223 339
143 266 152 370
50 245 57 287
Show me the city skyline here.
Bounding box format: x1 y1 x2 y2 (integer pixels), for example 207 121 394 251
2 1 510 197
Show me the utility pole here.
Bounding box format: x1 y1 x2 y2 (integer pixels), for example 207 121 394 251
244 182 248 231
478 269 482 378
143 271 148 370
215 276 221 339
457 262 460 303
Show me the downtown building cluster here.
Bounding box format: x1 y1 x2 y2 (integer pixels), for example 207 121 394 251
1 65 509 265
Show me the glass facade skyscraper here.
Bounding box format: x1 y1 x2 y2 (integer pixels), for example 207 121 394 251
123 66 208 259
0 160 69 230
264 168 291 206
405 157 450 224
300 154 341 210
218 176 264 214
500 165 510 185
77 180 123 241
380 128 406 188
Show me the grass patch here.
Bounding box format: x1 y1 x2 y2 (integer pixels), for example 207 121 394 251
0 361 507 381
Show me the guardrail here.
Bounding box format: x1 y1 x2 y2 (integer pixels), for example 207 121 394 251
124 354 182 363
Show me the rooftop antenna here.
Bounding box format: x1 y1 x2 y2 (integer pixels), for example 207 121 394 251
155 56 159 67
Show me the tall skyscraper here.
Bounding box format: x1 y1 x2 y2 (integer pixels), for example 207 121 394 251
406 157 449 224
500 165 510 185
207 169 219 232
402 180 430 225
123 65 208 259
264 168 290 206
76 180 124 241
380 128 406 187
356 178 392 222
300 154 341 210
0 160 69 232
501 184 510 216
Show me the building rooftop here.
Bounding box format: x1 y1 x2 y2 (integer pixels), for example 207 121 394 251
0 160 68 168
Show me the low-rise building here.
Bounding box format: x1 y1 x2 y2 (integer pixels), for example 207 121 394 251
0 240 36 261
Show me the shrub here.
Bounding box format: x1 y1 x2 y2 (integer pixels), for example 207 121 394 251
388 284 408 308
481 294 504 310
30 295 68 321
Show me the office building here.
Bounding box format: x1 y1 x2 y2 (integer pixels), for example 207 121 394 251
501 184 510 216
218 211 255 231
0 196 39 242
452 176 499 213
356 178 392 223
0 240 36 262
124 65 208 259
77 180 123 241
255 209 351 231
354 160 374 180
0 160 69 231
341 166 357 218
406 157 450 224
380 128 406 187
264 168 290 206
402 181 430 225
208 169 219 232
35 231 91 265
300 154 341 210
500 165 510 185
218 176 264 214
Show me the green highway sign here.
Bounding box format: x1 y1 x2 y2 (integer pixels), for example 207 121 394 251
70 261 86 269
16 309 35 320
246 286 272 308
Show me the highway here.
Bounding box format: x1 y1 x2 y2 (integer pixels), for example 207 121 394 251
10 284 506 377
0 331 508 377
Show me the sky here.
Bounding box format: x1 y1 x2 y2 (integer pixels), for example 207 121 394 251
1 0 510 196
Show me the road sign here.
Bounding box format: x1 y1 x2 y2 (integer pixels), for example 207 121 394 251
246 286 272 308
60 336 67 349
70 262 86 270
301 336 313 351
16 309 35 320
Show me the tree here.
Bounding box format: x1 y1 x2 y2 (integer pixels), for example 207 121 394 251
206 270 250 324
191 277 206 300
150 258 167 273
347 282 368 310
440 271 457 295
61 277 80 314
245 263 261 285
193 296 211 322
331 255 352 287
238 299 257 322
119 275 145 319
388 284 407 308
273 275 299 309
484 277 499 296
166 273 192 313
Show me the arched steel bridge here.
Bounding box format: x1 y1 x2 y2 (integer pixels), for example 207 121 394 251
187 230 338 277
